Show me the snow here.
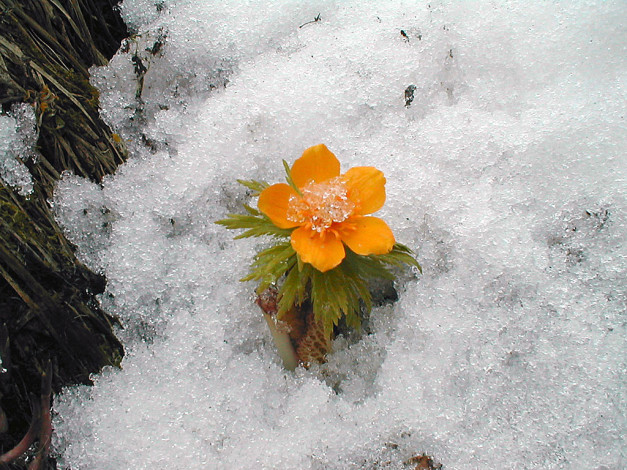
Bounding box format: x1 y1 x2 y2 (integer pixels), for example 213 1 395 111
0 104 37 195
52 1 626 469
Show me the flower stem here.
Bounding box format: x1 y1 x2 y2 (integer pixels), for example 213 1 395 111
256 288 299 371
261 313 299 371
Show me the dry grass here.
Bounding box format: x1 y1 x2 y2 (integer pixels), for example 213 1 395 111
0 1 128 467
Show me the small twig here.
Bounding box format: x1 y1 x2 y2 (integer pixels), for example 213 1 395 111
299 13 321 28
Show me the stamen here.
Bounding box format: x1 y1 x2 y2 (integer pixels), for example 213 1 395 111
286 177 355 232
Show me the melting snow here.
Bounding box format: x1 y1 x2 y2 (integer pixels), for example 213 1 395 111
52 1 626 469
0 104 37 195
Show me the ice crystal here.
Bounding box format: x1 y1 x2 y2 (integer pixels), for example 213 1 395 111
287 177 355 232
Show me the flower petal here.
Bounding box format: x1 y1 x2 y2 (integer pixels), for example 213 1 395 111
342 166 386 215
258 183 300 229
339 216 395 256
291 144 341 188
291 226 345 272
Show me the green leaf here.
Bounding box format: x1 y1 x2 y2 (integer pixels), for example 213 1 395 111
300 243 421 336
241 242 297 293
277 262 312 318
311 269 344 336
215 213 292 239
343 248 395 281
297 252 304 272
215 214 259 229
242 204 260 216
282 159 302 196
375 243 422 272
236 179 269 196
350 275 372 313
309 266 367 337
345 311 362 331
276 265 301 318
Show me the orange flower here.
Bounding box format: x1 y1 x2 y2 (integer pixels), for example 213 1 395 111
258 144 395 272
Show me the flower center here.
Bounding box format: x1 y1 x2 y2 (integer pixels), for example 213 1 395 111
286 177 355 232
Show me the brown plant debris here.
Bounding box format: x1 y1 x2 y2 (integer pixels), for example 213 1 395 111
405 454 443 470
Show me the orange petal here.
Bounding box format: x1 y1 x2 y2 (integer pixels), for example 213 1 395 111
342 166 386 215
291 226 345 272
291 144 341 188
258 183 300 229
339 216 395 256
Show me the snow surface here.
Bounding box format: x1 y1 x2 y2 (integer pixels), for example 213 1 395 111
0 104 37 195
52 1 626 469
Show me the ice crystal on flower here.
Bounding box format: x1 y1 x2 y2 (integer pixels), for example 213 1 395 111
286 177 355 232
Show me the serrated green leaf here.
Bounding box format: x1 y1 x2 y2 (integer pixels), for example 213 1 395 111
215 213 262 229
310 269 335 335
310 267 365 337
342 248 395 280
276 265 301 318
243 204 260 216
260 253 298 293
392 242 412 253
351 277 372 313
277 262 311 318
248 244 294 275
236 179 269 195
345 311 362 331
215 213 292 239
235 225 292 239
375 243 422 272
241 243 296 293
